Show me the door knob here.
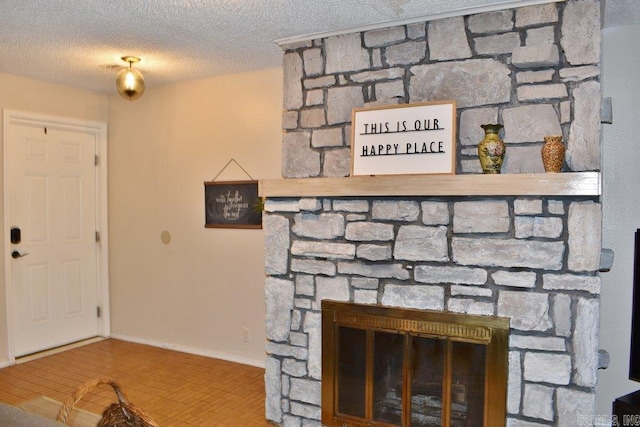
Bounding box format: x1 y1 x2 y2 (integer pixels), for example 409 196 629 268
11 251 29 259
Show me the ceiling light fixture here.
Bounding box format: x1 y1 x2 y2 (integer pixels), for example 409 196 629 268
116 56 145 101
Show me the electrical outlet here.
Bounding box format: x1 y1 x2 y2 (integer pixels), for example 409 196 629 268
242 327 250 343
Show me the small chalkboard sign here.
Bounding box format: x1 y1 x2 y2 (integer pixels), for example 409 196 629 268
204 180 262 229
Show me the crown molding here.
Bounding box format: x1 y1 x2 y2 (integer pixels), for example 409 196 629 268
274 0 563 47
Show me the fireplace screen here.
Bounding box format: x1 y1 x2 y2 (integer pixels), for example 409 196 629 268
322 301 509 427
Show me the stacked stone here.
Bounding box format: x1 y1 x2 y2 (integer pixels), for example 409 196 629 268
282 0 600 178
269 1 603 426
264 196 601 425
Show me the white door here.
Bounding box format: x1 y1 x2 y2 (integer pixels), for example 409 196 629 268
6 117 100 357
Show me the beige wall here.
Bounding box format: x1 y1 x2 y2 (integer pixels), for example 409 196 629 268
0 68 282 367
107 68 282 366
0 72 109 363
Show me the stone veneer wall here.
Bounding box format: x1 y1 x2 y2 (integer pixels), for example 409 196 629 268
264 1 603 426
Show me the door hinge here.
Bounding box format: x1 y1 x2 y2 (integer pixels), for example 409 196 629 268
95 155 99 166
95 231 101 243
97 306 101 318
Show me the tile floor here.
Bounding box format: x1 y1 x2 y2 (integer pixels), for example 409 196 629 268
0 339 273 426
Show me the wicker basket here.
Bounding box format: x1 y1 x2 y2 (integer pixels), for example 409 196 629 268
57 377 159 427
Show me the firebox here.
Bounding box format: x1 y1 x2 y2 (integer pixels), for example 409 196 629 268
321 301 509 426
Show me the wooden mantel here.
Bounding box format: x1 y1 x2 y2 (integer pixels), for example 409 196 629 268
259 171 601 198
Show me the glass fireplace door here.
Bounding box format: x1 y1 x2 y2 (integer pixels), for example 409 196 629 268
322 301 508 427
410 336 446 426
335 327 489 426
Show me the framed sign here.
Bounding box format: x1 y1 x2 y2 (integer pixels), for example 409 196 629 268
351 100 456 176
204 180 262 229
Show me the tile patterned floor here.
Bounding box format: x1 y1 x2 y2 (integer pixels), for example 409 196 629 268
0 339 274 426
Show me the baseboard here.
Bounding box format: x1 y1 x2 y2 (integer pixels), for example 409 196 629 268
109 333 265 369
0 359 10 368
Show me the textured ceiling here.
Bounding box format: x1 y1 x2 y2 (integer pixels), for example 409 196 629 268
0 0 637 96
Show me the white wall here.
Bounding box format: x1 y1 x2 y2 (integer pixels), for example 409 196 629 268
597 24 640 415
107 68 282 366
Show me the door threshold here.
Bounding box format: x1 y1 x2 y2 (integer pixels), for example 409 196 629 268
15 337 106 364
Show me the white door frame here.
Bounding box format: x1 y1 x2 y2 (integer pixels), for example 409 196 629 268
3 109 110 363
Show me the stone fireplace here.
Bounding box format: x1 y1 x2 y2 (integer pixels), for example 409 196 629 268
262 1 604 425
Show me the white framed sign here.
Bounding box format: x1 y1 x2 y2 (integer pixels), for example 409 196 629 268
350 100 457 176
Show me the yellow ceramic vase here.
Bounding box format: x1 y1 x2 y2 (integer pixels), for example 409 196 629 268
478 124 505 174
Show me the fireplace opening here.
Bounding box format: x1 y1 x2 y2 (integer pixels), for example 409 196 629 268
322 301 509 426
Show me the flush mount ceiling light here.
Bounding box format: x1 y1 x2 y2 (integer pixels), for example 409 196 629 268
116 56 145 101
